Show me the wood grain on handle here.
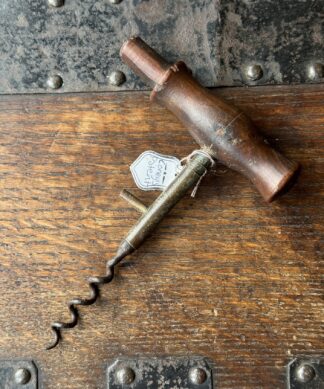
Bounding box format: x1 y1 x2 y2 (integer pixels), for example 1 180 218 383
121 37 300 202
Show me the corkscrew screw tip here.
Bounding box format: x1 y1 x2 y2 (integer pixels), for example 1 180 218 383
45 241 134 350
46 327 61 350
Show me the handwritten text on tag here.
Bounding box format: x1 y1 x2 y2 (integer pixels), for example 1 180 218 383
130 151 181 191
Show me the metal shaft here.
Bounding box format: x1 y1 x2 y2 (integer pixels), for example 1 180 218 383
123 152 212 249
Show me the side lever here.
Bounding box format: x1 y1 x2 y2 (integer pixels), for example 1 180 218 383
46 37 299 350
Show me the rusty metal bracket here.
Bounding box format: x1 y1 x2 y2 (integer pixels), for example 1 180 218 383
106 356 213 388
288 357 324 389
0 0 323 94
0 360 38 389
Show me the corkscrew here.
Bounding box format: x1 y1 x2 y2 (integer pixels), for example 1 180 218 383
46 37 299 350
47 151 214 350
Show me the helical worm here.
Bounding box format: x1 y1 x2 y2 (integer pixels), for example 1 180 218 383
46 254 123 350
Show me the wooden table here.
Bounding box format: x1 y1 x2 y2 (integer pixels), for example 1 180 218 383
0 84 322 388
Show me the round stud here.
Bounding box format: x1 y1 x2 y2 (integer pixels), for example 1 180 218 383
108 70 126 86
189 367 207 385
116 366 135 385
307 63 324 80
295 364 316 383
14 368 31 385
47 75 63 90
109 0 123 4
48 0 64 7
245 64 263 81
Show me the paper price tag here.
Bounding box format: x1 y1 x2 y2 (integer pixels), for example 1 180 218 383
130 150 181 191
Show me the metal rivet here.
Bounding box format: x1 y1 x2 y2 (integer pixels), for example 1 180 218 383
307 63 324 80
295 364 316 383
189 367 207 385
47 75 63 90
245 64 263 81
108 70 126 86
48 0 64 7
116 366 135 385
109 0 123 3
14 368 31 385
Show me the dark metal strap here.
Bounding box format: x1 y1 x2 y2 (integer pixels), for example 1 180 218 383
0 0 322 94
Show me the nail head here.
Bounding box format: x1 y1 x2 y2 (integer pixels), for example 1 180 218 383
116 366 135 385
47 75 63 89
108 70 126 86
245 64 263 81
295 363 316 383
14 368 31 385
307 62 324 80
48 0 64 7
189 367 207 385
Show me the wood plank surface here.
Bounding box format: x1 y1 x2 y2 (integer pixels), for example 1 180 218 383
0 84 322 388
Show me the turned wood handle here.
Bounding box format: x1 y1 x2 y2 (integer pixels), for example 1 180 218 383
121 37 300 202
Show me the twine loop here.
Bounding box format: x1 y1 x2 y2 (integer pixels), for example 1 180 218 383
180 147 215 198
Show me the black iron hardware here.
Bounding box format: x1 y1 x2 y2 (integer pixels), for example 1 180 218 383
0 360 38 389
0 0 323 94
107 356 213 388
288 357 324 389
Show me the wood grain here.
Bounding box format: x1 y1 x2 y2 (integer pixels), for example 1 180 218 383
0 84 322 388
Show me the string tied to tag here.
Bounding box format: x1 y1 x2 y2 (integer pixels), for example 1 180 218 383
180 147 215 198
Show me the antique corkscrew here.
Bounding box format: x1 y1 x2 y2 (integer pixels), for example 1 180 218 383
46 37 300 350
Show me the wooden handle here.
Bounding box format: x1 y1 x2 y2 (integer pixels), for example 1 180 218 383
121 37 300 202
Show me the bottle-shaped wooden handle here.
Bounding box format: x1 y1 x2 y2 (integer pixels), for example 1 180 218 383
121 37 300 202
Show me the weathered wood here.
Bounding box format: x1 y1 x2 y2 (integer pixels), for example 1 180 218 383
0 84 322 388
